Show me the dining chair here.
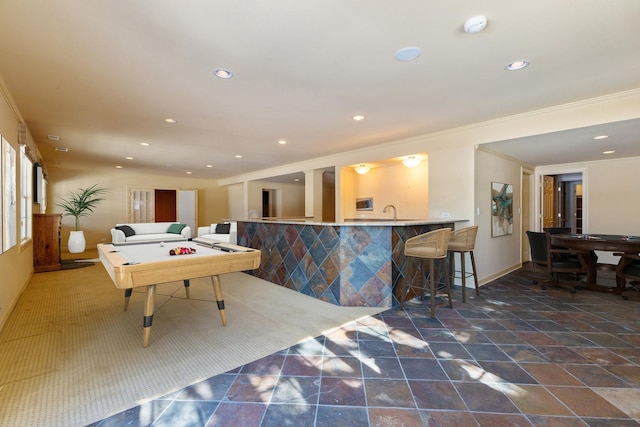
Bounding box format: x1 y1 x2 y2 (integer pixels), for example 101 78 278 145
403 228 453 318
615 252 640 300
526 231 588 293
447 225 479 303
544 227 571 235
544 227 581 264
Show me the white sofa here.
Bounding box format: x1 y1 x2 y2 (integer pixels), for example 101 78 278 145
196 221 237 245
110 222 192 243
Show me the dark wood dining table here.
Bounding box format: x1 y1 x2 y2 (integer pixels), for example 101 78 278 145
550 234 640 293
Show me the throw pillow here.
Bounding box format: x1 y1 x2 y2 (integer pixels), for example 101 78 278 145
215 223 231 234
167 223 186 234
115 225 136 237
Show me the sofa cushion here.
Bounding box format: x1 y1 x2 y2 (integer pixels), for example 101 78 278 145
167 223 187 234
127 233 184 242
215 223 231 234
199 233 233 244
116 225 136 237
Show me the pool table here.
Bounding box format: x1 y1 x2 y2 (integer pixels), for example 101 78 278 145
98 238 260 347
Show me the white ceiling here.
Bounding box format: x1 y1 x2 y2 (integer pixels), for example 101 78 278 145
1 1 639 179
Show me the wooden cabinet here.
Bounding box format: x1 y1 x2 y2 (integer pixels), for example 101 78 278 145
33 213 62 272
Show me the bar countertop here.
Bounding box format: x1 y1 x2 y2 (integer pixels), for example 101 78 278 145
238 218 468 226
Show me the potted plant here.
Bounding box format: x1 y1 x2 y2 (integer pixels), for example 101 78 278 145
57 184 108 253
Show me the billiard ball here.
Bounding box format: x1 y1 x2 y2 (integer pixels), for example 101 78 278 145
160 242 165 247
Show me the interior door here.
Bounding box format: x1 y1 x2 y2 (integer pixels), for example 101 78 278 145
542 175 555 228
129 188 154 223
155 189 177 222
522 170 532 262
178 190 197 234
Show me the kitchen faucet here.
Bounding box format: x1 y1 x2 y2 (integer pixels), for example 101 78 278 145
383 204 397 221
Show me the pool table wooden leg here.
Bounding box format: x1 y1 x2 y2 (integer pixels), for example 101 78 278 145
123 288 132 311
142 284 156 348
210 275 227 326
183 279 190 298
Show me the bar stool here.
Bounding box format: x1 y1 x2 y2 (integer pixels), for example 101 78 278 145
402 228 453 318
447 225 479 303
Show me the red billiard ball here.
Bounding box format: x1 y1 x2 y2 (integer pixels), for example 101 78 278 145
169 249 176 256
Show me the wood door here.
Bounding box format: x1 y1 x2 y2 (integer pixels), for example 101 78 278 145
155 189 177 222
542 175 555 228
522 171 532 262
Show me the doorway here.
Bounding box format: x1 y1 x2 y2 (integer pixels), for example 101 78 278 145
155 189 177 222
521 169 534 262
541 173 583 233
262 189 276 217
128 187 198 230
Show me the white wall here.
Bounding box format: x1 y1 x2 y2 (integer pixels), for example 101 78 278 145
227 182 245 220
247 179 305 218
428 145 474 220
474 149 524 281
347 161 429 220
0 81 33 330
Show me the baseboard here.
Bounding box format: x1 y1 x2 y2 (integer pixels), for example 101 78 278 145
0 271 33 332
478 263 523 286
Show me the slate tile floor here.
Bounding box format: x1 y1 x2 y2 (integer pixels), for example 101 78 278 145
92 266 640 426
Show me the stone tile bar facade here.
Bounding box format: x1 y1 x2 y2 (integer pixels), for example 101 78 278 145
237 219 457 308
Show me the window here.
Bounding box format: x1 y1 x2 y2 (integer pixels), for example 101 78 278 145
3 136 17 250
20 145 33 241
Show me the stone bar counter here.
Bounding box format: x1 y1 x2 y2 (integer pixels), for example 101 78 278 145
237 218 467 308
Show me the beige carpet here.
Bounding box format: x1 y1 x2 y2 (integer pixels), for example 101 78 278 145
0 262 383 427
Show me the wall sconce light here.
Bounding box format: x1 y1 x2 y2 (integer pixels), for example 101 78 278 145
402 156 421 168
354 164 370 174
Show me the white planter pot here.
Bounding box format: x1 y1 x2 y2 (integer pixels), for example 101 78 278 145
68 230 86 253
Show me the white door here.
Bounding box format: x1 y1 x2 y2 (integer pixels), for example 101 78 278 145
178 190 197 235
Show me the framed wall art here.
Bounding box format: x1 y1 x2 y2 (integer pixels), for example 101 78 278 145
491 181 513 237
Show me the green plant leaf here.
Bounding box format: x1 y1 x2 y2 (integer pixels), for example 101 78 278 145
56 184 108 230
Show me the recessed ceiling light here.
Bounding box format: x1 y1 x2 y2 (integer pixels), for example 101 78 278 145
206 164 213 168
140 142 150 146
115 165 123 169
235 155 242 158
294 178 300 182
394 47 421 62
354 164 370 174
125 156 133 160
164 118 177 123
55 147 68 152
593 135 609 140
277 140 287 145
186 171 192 175
464 16 488 34
48 135 60 141
505 60 529 71
402 156 422 168
214 68 233 79
353 115 365 121
603 150 615 154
